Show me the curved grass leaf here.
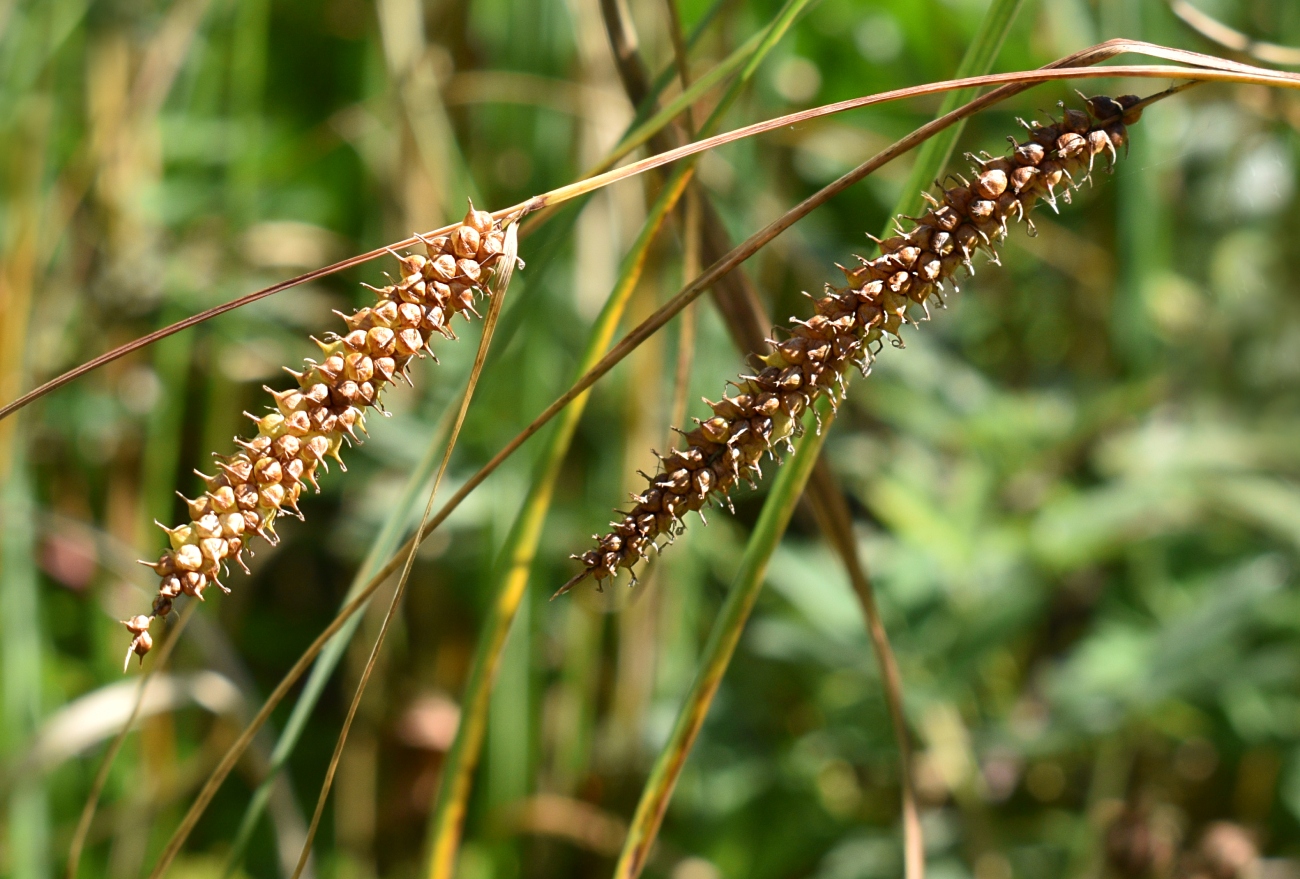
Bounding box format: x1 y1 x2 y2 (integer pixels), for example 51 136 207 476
421 3 814 875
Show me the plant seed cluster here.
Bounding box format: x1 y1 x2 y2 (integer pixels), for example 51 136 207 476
122 206 506 668
567 94 1144 591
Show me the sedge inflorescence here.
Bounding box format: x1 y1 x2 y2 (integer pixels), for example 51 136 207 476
565 94 1145 592
122 205 509 669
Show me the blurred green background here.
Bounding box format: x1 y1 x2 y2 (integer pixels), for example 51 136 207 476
2 0 1300 877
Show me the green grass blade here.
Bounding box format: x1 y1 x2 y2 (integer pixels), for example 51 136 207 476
611 396 834 879
3 460 50 879
605 2 1030 872
421 6 813 874
893 0 1026 220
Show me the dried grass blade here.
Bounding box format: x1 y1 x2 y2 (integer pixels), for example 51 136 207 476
219 419 453 879
897 0 1025 220
146 555 389 879
289 224 518 879
421 162 694 879
611 396 835 879
142 267 514 879
6 43 1299 422
804 466 921 879
270 46 1227 648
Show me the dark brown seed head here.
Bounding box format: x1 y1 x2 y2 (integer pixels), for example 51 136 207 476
565 94 1145 592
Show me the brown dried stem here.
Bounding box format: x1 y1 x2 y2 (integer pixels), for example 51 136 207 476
802 466 921 879
7 42 1299 424
597 3 917 865
66 601 197 879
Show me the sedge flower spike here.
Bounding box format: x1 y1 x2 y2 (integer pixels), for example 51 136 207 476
562 94 1146 594
123 204 512 670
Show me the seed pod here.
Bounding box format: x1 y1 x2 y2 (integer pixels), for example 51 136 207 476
975 169 1008 199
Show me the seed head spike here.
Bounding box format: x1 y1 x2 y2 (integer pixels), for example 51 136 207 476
127 209 515 667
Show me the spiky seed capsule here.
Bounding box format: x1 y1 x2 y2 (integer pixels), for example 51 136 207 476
564 95 1143 592
122 204 510 668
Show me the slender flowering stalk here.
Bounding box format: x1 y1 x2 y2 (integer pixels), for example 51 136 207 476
122 205 516 669
562 93 1147 592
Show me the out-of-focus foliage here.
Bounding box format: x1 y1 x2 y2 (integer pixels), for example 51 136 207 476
2 0 1300 878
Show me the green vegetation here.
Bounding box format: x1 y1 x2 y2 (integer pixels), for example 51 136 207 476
3 1 1300 879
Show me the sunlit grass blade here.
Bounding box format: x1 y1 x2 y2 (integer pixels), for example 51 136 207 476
2 462 50 879
611 396 835 879
421 4 811 873
895 0 1026 220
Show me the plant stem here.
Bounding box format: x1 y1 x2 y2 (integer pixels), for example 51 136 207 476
612 396 835 879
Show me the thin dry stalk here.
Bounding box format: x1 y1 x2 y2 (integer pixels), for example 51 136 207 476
65 602 197 879
803 465 921 879
288 225 518 879
7 42 1299 425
